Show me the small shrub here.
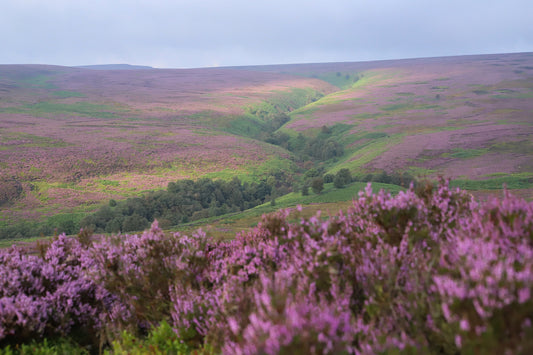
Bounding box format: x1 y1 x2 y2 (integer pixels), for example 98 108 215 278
105 321 190 355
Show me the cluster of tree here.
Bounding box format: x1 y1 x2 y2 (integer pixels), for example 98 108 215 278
0 216 81 240
80 176 290 234
357 171 417 188
265 126 344 163
300 168 417 196
301 168 353 195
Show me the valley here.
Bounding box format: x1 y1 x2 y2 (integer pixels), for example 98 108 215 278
1 52 532 239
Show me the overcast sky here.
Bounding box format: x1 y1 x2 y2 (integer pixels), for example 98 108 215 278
1 0 532 68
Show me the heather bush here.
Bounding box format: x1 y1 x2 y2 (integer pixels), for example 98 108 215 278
0 181 531 354
0 234 117 348
80 221 215 337
432 190 533 354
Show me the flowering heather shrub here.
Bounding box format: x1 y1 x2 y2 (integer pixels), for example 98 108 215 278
433 190 533 353
1 181 532 354
0 235 117 347
80 221 215 334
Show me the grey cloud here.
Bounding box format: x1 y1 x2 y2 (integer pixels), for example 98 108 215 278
0 0 531 67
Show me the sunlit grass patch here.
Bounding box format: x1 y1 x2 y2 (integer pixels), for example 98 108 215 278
96 179 120 187
442 148 489 159
489 139 533 155
451 174 533 190
304 71 361 89
18 73 58 89
51 90 86 98
0 101 127 119
381 102 443 112
405 166 438 177
334 133 404 171
0 131 71 149
224 114 266 137
244 156 298 180
353 112 384 119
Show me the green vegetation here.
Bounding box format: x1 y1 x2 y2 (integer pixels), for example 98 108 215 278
222 88 325 141
0 212 87 241
451 175 533 190
178 180 406 238
80 175 292 233
0 101 125 118
18 74 58 89
489 139 533 154
0 131 71 149
0 338 89 355
0 168 414 241
442 147 489 159
245 88 324 120
96 179 120 187
332 133 404 171
333 168 352 188
105 321 194 355
381 102 441 112
52 90 86 98
309 71 361 89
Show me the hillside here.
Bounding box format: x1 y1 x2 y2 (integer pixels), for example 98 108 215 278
0 64 335 226
1 52 532 237
242 53 533 184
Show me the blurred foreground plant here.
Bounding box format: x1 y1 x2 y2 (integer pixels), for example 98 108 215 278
0 181 531 354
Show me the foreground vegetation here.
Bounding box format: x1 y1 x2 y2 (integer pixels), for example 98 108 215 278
1 181 531 354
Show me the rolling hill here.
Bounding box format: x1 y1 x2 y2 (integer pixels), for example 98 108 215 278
240 53 533 180
1 52 532 237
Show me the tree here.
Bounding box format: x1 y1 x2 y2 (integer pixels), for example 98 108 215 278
334 168 352 188
324 174 334 183
122 214 149 232
311 177 324 194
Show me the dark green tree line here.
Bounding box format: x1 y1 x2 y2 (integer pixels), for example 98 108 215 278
80 176 290 233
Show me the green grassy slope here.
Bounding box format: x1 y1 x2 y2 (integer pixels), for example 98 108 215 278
264 53 533 194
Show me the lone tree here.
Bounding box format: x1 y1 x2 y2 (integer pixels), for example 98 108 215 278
334 168 352 188
311 177 324 194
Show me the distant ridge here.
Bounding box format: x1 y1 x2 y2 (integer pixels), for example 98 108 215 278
76 64 153 70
